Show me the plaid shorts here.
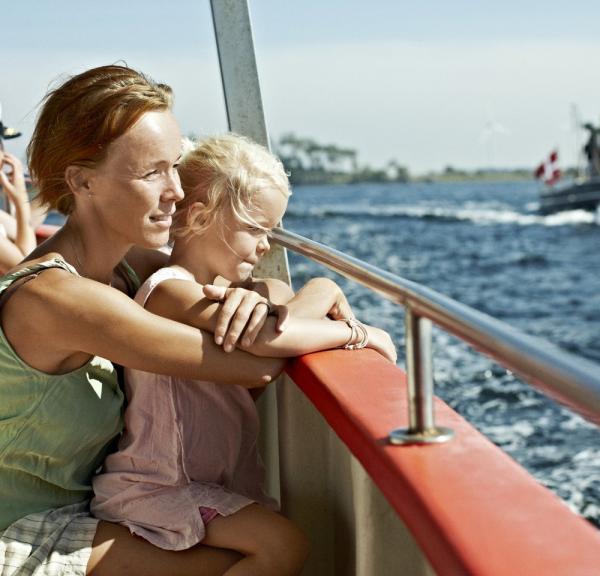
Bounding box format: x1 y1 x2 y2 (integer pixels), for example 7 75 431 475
0 501 98 576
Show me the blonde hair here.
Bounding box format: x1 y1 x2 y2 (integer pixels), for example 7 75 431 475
28 64 173 214
173 134 290 240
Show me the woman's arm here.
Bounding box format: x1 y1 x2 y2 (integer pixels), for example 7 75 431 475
0 236 27 274
0 153 36 260
2 267 285 388
145 278 396 362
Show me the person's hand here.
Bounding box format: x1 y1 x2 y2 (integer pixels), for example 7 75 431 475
203 284 289 352
287 276 355 320
364 325 397 364
309 277 354 320
326 285 353 321
0 153 28 205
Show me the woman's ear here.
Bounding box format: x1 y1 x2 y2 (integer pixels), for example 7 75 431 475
64 165 93 197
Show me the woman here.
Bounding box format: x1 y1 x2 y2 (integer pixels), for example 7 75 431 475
0 65 386 575
0 65 291 576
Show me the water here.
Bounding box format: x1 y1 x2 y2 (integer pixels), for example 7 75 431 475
284 180 600 526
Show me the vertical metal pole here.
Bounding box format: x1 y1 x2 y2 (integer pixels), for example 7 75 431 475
390 308 453 444
210 0 269 146
406 309 435 431
210 0 291 502
210 0 290 284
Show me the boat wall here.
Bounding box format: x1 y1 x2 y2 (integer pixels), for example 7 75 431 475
270 348 600 576
269 370 435 576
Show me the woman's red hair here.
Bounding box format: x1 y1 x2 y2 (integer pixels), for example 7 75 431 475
27 65 172 214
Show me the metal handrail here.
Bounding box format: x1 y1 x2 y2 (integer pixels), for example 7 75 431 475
271 227 600 441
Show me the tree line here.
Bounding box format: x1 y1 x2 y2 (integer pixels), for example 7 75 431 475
273 133 410 186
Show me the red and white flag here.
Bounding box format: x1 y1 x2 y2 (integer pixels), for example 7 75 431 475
534 150 561 186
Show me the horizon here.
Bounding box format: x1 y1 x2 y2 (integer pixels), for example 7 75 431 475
2 0 600 174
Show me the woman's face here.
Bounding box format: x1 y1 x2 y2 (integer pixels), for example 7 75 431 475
85 110 183 249
199 186 288 284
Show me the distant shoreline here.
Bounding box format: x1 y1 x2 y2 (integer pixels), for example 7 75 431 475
274 132 544 187
289 169 535 187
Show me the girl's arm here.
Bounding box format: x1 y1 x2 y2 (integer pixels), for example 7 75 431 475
207 276 352 321
202 277 294 350
145 278 396 362
202 276 354 350
284 277 354 320
3 266 285 388
122 254 291 350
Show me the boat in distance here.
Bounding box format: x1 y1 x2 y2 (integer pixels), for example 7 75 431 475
537 121 600 215
539 177 600 214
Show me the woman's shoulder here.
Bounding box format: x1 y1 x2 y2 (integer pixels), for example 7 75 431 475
2 253 76 284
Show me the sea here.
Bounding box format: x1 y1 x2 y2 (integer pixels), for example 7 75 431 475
283 179 600 527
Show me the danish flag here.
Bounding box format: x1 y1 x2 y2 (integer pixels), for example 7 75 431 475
534 150 561 186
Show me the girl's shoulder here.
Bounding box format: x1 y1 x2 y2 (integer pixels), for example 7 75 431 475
135 265 196 307
123 246 170 285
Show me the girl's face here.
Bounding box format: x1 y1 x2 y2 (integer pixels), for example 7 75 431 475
198 186 288 284
85 110 183 249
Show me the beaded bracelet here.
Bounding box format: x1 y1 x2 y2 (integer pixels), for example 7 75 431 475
341 318 369 350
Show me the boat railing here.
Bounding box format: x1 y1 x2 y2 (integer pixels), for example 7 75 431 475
270 227 600 442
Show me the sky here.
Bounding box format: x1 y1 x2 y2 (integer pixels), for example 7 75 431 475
2 0 600 174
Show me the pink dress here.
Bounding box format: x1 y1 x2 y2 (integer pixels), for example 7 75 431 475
91 267 277 551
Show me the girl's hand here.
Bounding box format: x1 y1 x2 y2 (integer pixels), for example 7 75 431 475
203 284 289 352
0 153 28 205
364 325 397 364
287 277 355 320
327 285 353 321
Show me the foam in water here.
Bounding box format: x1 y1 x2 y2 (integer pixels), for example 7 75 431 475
288 203 597 226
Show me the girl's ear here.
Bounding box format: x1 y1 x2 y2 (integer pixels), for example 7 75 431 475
187 201 207 228
64 165 93 197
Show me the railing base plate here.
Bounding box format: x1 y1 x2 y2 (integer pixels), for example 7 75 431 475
389 426 454 445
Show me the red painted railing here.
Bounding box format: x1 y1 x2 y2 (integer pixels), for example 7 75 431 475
286 349 600 576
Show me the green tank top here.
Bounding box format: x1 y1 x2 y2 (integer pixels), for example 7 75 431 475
0 257 124 529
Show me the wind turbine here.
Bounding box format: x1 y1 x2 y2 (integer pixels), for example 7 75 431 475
479 106 510 168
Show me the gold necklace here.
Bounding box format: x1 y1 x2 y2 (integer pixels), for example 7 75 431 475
65 231 87 278
63 227 114 286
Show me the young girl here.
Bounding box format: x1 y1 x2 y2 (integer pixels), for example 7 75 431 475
91 134 396 575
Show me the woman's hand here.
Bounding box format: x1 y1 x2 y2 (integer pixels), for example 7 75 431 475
0 152 29 206
203 284 289 352
364 325 397 364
